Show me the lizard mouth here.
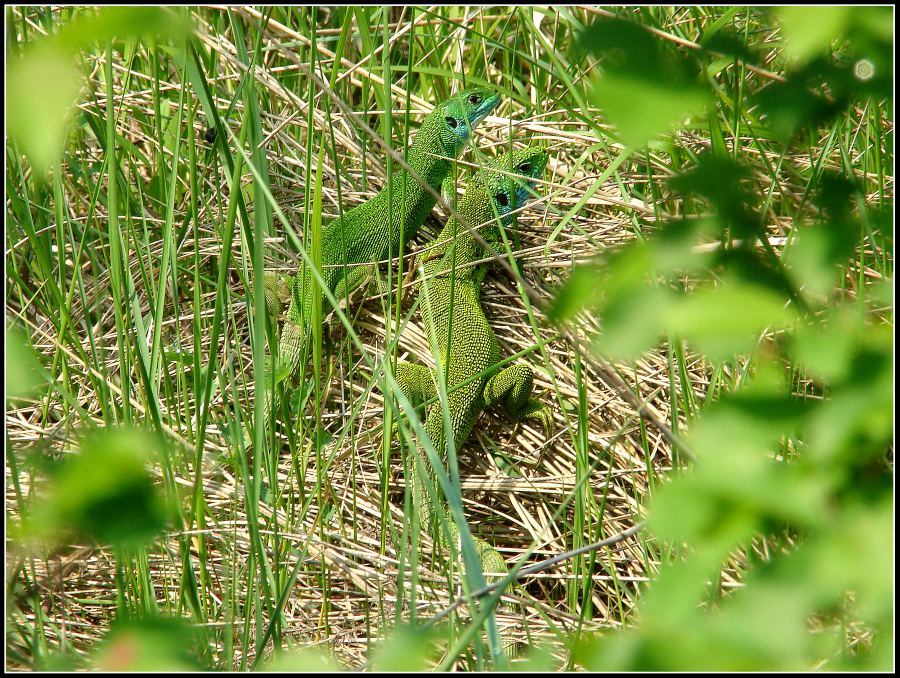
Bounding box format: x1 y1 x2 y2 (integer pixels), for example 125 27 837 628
469 93 501 127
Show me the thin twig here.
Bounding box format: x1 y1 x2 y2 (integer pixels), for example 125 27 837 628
424 522 645 626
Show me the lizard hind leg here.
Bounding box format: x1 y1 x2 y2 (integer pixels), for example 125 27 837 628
390 361 437 437
483 363 554 436
243 315 306 454
264 318 308 422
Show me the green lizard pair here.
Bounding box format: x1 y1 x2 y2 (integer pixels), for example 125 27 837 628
256 87 552 658
396 146 551 658
260 88 500 413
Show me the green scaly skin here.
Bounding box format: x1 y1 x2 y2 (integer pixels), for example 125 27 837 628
253 88 501 439
393 147 552 657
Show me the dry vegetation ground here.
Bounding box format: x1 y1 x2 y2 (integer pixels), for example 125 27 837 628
6 6 891 670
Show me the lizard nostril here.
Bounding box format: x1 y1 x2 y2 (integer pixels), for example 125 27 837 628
496 192 509 207
445 116 458 129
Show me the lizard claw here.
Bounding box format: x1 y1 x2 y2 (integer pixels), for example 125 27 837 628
523 401 554 438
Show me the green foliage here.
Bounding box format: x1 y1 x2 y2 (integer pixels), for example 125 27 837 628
91 617 207 671
257 647 343 672
555 7 893 672
6 41 83 178
580 16 710 147
511 643 563 672
5 325 44 400
755 8 892 143
6 7 192 176
4 5 892 673
22 427 170 548
667 280 798 360
368 626 441 672
777 7 854 64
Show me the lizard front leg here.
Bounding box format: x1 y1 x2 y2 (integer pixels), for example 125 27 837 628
400 240 455 306
262 272 293 319
483 363 554 436
331 263 374 310
330 261 412 319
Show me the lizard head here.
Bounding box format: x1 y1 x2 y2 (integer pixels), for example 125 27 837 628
435 88 501 153
495 146 549 210
475 146 549 224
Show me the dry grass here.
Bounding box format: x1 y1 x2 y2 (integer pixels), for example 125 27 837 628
6 5 891 671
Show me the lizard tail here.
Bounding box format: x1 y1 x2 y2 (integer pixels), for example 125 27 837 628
446 519 520 660
409 436 521 659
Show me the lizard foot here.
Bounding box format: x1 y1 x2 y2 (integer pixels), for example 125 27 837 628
518 399 555 438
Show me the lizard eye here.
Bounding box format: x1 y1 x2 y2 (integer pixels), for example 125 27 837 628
445 116 458 129
468 94 482 106
495 192 509 207
518 162 532 174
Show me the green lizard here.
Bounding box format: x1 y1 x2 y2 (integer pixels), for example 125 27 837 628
392 146 552 656
257 87 501 432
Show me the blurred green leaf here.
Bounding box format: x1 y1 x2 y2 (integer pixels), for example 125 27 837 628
800 310 891 468
806 369 892 466
713 248 796 301
650 364 828 543
791 309 865 386
700 30 757 62
811 172 859 220
777 7 852 64
849 5 893 42
575 627 645 671
639 549 739 630
751 53 889 142
6 7 193 177
665 279 796 360
652 218 717 271
547 262 602 323
512 643 561 671
576 548 812 670
788 226 854 299
578 16 662 77
649 445 827 546
6 44 84 177
26 427 170 547
258 647 343 672
550 218 710 327
33 650 83 672
694 583 818 670
590 72 709 149
92 617 205 671
786 173 860 298
867 276 893 308
578 541 842 671
593 285 676 361
6 325 44 401
580 16 710 147
798 499 893 626
369 626 439 672
53 7 193 53
668 155 759 237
